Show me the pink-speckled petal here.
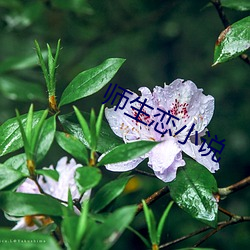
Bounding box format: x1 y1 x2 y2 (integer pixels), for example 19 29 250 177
153 79 214 134
180 141 219 173
148 139 185 182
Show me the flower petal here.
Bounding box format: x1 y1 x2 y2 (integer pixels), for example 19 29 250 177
180 141 219 173
148 139 185 182
153 79 214 134
16 178 40 194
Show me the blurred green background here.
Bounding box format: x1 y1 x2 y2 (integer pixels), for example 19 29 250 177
0 0 249 249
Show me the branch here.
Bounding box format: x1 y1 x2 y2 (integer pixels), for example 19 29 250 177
211 0 250 66
218 176 250 198
193 216 250 247
136 186 169 215
159 216 250 249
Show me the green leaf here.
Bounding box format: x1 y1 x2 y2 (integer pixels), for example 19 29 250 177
0 111 44 157
75 167 102 194
59 112 123 153
97 140 159 166
52 0 93 14
142 200 157 245
157 201 174 244
36 169 59 181
62 201 89 250
91 176 132 213
56 131 89 165
36 116 56 162
168 159 218 227
127 226 151 248
4 154 28 175
221 0 250 11
0 228 60 250
62 215 80 250
0 164 27 190
83 205 137 250
96 105 105 140
73 106 91 147
0 76 46 102
89 109 97 150
0 192 65 216
59 58 125 106
213 16 250 65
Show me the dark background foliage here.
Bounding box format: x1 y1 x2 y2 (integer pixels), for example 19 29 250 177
0 0 249 249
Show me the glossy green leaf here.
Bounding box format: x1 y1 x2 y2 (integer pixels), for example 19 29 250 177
56 131 89 165
0 228 60 250
0 164 27 190
36 116 56 162
221 0 250 11
0 192 65 216
75 167 102 194
59 58 125 106
168 159 218 227
97 141 159 166
213 16 250 65
0 76 46 102
83 205 137 250
0 111 44 157
91 176 132 213
4 153 28 175
59 113 123 153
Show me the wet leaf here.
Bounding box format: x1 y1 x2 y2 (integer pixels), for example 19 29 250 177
213 16 250 65
0 111 44 157
168 159 218 227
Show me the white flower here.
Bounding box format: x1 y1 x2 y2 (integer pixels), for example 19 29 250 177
12 157 90 231
103 79 219 182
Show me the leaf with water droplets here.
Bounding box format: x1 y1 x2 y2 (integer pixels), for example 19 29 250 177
168 158 218 227
213 16 250 65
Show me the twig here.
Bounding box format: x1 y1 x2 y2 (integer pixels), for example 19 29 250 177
193 216 250 247
211 0 250 66
159 216 250 249
218 176 250 198
134 169 156 178
136 186 169 215
218 206 235 218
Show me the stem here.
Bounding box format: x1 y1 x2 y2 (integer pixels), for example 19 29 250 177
218 176 250 198
136 186 169 215
210 0 250 66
